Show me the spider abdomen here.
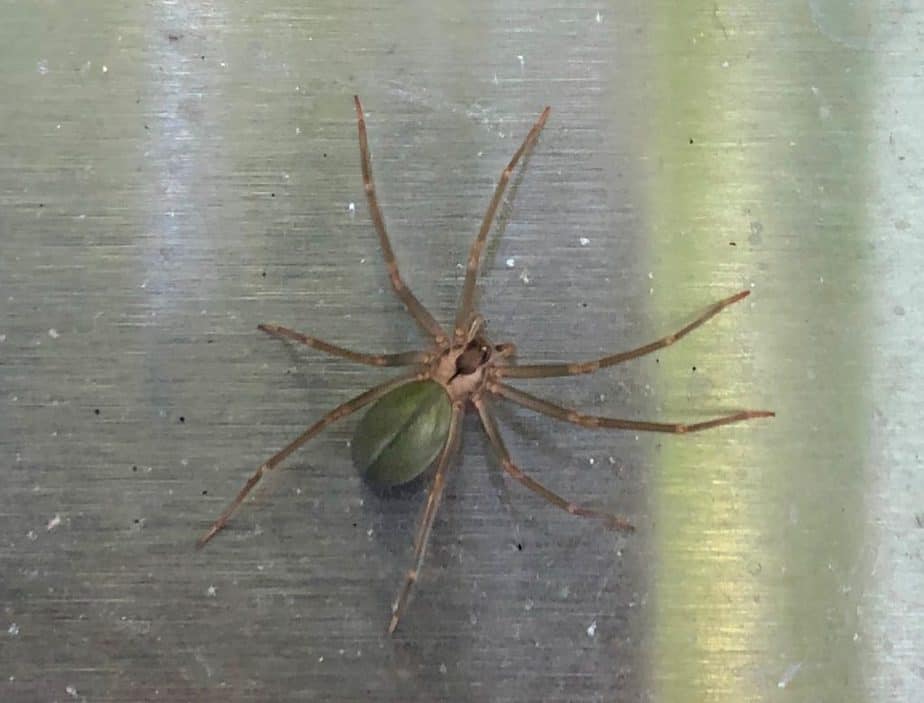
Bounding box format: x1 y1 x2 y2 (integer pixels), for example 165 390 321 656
351 379 452 487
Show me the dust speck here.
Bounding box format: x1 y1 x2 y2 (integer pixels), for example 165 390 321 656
207 585 217 597
587 619 597 637
48 328 59 339
579 237 590 246
348 202 356 214
505 257 515 268
7 623 19 636
46 514 62 531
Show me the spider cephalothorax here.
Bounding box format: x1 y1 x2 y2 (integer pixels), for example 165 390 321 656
198 96 774 634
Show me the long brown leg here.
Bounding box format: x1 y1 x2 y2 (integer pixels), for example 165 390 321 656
496 290 752 379
197 371 421 548
388 402 464 634
258 323 430 367
489 381 774 433
474 397 634 531
353 96 447 344
453 106 551 341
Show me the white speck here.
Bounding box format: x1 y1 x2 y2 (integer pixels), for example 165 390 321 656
524 599 533 611
37 60 48 75
48 328 59 339
46 513 62 531
26 529 37 541
517 55 525 67
595 11 602 23
295 126 301 135
102 64 108 73
66 685 78 698
439 663 447 674
359 257 366 264
608 456 616 465
348 202 356 213
777 662 802 688
207 585 216 596
7 623 19 636
647 271 654 280
318 655 324 662
579 237 590 246
0 334 6 342
338 648 345 656
518 269 530 284
220 61 226 68
588 457 595 465
819 276 824 284
366 528 374 537
721 60 729 68
587 619 597 637
492 73 499 85
505 257 516 268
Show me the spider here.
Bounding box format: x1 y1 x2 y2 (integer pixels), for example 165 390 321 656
197 95 774 634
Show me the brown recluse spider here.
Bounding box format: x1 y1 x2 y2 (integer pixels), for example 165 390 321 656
198 95 775 634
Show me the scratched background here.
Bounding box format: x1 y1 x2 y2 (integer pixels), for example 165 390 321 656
1 1 921 701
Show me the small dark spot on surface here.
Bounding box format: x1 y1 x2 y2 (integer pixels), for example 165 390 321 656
133 518 141 523
322 152 327 158
516 543 523 551
689 138 694 144
270 192 275 198
206 338 214 343
352 522 358 528
179 416 185 423
132 465 138 472
168 33 182 42
729 241 737 246
581 302 588 308
38 203 44 208
94 408 100 415
894 305 906 317
261 270 267 277
202 490 208 495
691 366 697 372
200 55 206 60
915 513 923 528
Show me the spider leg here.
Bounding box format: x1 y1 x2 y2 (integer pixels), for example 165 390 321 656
496 290 752 379
388 402 464 634
453 106 551 342
353 96 447 344
475 397 634 531
197 372 421 548
258 323 430 367
489 381 774 433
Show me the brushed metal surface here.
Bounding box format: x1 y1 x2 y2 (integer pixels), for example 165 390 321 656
1 2 921 702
